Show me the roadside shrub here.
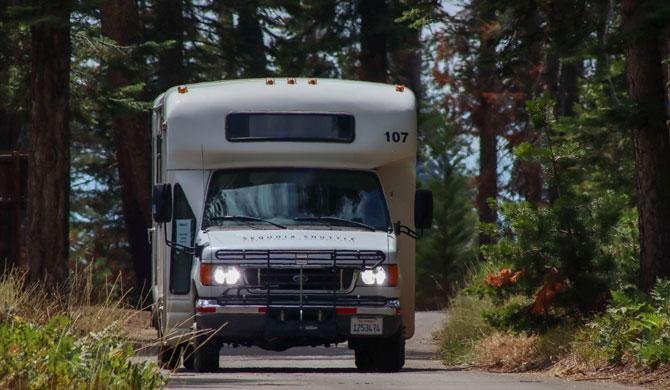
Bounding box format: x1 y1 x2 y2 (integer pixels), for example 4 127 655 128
0 315 164 389
588 280 670 369
475 89 637 333
0 271 164 389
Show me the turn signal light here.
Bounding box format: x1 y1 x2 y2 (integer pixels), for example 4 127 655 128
387 264 399 286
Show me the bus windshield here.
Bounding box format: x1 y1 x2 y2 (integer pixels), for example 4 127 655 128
203 168 391 231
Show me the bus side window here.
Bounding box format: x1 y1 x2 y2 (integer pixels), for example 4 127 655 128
170 184 195 294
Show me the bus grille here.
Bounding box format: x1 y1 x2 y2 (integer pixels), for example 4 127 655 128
244 268 355 291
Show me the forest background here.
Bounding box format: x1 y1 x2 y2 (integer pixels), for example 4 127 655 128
0 0 670 381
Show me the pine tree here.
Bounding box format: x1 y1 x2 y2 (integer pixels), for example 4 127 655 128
622 0 670 292
100 0 153 289
25 0 72 285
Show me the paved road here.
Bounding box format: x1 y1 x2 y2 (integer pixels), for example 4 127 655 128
157 312 637 389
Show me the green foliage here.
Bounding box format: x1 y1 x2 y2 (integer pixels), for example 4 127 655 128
416 112 478 308
588 280 670 368
482 297 563 334
0 315 164 389
480 73 637 331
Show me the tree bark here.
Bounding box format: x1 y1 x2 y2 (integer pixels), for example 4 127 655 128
358 0 388 82
622 0 670 292
513 1 544 204
154 0 187 91
390 26 422 100
100 1 153 290
236 1 267 78
26 1 71 286
473 4 498 247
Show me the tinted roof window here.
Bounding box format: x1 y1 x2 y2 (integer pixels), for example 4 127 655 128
226 113 354 143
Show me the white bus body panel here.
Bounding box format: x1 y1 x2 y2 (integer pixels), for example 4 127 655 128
152 78 418 338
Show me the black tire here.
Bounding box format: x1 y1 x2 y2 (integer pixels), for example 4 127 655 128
193 338 220 372
352 331 405 372
373 331 405 372
354 348 375 371
158 344 181 370
182 344 195 370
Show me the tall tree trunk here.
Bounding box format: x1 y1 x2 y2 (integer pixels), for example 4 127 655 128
100 1 153 290
236 1 267 77
390 25 421 100
513 2 544 204
26 1 71 286
555 61 582 117
358 0 388 82
622 0 670 292
388 0 421 98
154 0 187 91
473 4 498 247
542 0 585 203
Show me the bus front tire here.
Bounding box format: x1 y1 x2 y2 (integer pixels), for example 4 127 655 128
157 344 181 370
193 338 220 372
354 331 405 372
182 344 195 370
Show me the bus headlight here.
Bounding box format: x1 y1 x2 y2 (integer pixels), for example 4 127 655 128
360 265 397 286
201 264 241 285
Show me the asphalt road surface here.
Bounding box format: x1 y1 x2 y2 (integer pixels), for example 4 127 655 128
156 311 638 389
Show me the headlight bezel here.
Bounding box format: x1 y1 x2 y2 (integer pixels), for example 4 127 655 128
359 265 398 286
200 264 242 286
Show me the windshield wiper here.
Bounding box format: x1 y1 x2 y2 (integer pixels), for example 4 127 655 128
293 216 376 231
208 215 286 229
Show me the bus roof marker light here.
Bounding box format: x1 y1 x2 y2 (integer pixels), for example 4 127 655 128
395 84 405 92
177 86 188 94
308 78 317 85
287 78 296 85
265 78 275 85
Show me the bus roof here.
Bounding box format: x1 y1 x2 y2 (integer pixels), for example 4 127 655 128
154 78 417 170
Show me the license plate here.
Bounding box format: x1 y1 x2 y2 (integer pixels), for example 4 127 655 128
351 317 383 335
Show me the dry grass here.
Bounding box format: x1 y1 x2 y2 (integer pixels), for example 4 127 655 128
0 268 165 388
0 266 150 335
441 304 670 389
439 294 496 365
471 324 578 371
474 331 539 371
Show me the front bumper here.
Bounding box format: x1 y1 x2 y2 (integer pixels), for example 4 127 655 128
195 299 402 350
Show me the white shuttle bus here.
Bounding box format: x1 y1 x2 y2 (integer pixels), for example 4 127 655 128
150 78 432 372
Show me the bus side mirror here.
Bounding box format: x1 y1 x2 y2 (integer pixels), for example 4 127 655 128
152 184 172 223
415 189 433 230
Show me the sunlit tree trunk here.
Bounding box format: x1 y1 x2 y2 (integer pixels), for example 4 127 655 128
26 0 71 286
622 0 670 292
